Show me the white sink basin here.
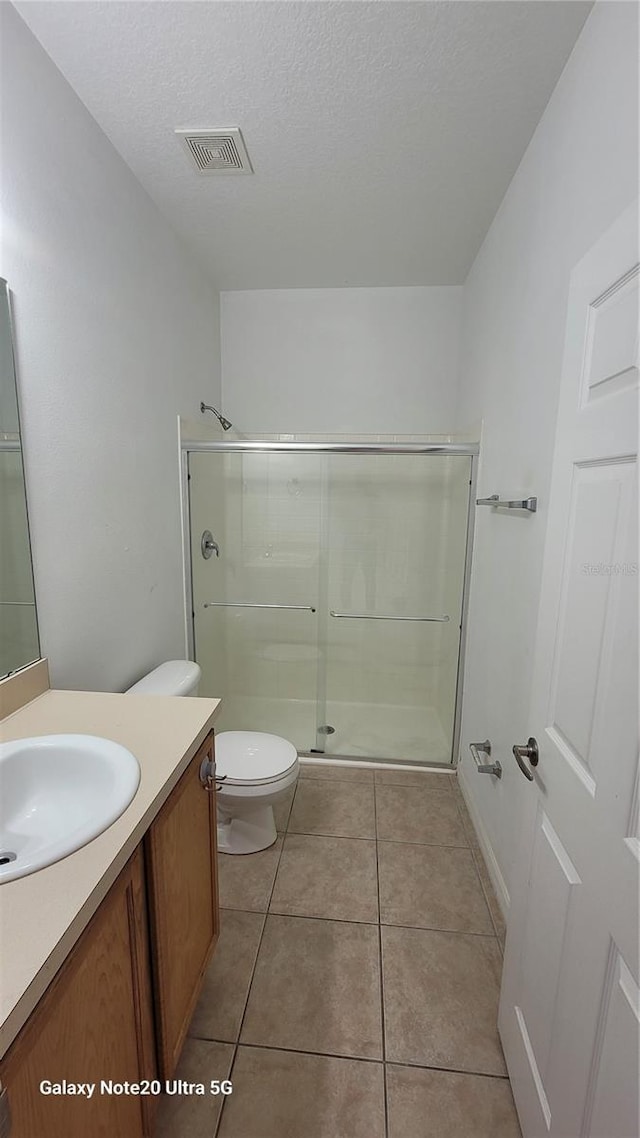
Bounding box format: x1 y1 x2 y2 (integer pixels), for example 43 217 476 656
0 734 140 883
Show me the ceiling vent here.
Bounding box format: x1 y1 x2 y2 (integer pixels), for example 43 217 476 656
176 128 253 175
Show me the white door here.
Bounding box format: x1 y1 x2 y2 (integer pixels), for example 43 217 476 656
499 200 639 1138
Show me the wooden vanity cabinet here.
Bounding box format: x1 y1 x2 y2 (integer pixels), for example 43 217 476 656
0 730 220 1137
0 846 156 1138
145 731 220 1080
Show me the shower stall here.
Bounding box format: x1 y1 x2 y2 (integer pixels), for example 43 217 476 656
185 440 477 767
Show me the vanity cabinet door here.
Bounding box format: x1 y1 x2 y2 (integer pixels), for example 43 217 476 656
0 846 156 1138
145 731 219 1080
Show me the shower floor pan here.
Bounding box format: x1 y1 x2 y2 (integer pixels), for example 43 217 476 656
212 695 451 765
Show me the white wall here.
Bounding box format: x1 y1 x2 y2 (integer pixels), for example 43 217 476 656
221 287 461 434
456 1 638 912
0 6 221 691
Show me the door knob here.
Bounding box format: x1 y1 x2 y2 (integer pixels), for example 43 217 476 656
512 737 539 781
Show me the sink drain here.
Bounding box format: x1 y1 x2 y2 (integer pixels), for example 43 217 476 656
0 852 17 866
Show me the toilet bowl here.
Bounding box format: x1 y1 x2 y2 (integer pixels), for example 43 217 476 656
127 662 298 856
215 731 299 855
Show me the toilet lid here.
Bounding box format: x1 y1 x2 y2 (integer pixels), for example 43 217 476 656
215 731 298 786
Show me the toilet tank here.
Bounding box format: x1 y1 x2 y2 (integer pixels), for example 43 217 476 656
126 660 201 697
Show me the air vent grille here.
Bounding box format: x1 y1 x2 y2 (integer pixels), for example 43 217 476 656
176 128 253 175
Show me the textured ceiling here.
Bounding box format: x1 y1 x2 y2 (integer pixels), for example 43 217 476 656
16 1 592 288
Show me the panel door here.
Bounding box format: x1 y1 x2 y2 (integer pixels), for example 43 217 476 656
499 201 639 1137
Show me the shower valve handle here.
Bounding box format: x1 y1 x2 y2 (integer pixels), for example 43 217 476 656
201 531 219 559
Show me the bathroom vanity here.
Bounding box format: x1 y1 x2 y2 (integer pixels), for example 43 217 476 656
0 664 222 1138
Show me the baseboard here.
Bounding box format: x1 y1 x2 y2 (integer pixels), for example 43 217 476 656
299 755 456 776
457 765 510 919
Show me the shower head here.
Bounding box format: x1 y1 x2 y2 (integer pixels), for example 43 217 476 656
200 402 233 431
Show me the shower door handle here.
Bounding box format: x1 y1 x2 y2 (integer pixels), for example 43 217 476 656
329 611 449 622
203 602 317 612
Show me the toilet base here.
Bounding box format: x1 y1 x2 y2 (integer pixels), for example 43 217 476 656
217 803 278 855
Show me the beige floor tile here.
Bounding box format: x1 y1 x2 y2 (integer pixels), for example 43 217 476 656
270 834 379 923
299 762 375 784
189 909 265 1042
378 842 494 933
241 915 383 1059
375 768 454 790
218 1046 385 1138
272 783 297 831
217 837 283 912
154 1038 234 1138
386 1064 521 1138
289 779 376 838
376 785 468 846
382 925 506 1075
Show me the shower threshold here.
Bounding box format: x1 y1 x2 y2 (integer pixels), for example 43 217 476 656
300 753 456 773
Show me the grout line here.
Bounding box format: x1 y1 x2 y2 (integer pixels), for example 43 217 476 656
213 1041 238 1138
287 828 378 841
222 1038 383 1066
379 921 499 940
299 772 455 791
451 788 506 952
212 787 298 1138
211 1038 510 1081
383 1056 510 1081
268 907 378 925
373 777 390 1138
216 907 500 941
375 835 470 849
230 799 292 1050
229 829 470 851
286 828 470 849
468 842 503 944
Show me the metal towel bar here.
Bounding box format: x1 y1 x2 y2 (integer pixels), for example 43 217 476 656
203 603 448 621
203 602 316 612
476 494 537 513
329 611 449 622
469 740 502 778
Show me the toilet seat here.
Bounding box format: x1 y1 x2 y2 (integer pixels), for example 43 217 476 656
215 731 298 787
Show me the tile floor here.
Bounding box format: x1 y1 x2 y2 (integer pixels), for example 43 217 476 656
155 764 521 1138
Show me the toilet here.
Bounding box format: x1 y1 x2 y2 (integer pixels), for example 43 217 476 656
215 731 299 855
127 661 299 856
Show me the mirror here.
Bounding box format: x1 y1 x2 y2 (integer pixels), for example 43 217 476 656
0 279 40 676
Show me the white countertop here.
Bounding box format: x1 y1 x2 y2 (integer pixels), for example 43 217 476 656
0 688 221 1058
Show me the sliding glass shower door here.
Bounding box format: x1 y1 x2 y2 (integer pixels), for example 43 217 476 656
188 446 472 765
189 450 322 749
317 453 470 761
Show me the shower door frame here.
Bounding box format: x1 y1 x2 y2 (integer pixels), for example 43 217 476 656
180 439 479 768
